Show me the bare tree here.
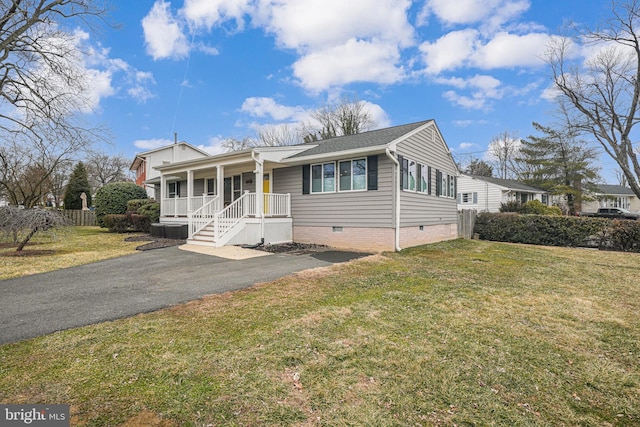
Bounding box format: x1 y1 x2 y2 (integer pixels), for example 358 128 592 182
85 152 132 190
0 1 109 206
487 130 521 179
302 95 376 141
257 123 301 147
546 0 640 198
221 136 259 152
615 169 629 186
0 206 69 251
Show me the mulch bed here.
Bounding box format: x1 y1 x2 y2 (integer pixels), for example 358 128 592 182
124 235 186 251
256 242 329 254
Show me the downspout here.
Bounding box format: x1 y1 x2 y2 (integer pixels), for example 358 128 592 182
385 147 401 252
251 151 265 245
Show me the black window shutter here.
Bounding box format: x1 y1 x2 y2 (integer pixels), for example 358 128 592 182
428 166 432 195
302 164 310 195
436 169 441 196
416 164 422 192
398 155 404 189
367 155 378 190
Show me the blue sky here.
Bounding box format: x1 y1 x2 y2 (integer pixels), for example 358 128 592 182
76 0 619 181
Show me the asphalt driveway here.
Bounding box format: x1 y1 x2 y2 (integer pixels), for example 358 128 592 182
0 247 367 345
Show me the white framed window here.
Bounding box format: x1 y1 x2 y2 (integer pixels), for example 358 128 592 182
408 160 417 191
460 192 477 204
419 164 429 193
436 170 456 198
339 158 367 192
206 178 216 195
311 162 336 193
168 182 180 198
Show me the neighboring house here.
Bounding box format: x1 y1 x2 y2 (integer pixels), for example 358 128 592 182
457 174 548 212
581 184 640 212
144 120 459 252
129 142 210 199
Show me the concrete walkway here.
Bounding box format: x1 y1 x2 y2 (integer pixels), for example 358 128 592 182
0 247 368 345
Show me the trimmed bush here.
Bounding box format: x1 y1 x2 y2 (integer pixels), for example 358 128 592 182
521 200 562 216
127 199 150 212
130 214 151 233
607 220 640 252
103 214 130 233
475 212 608 247
94 183 148 227
136 201 160 224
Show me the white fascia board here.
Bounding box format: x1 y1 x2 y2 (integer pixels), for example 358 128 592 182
281 146 387 165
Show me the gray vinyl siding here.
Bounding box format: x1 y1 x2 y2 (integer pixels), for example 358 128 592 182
273 154 394 228
397 125 458 227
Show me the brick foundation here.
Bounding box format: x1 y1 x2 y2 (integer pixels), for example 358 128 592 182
293 223 458 252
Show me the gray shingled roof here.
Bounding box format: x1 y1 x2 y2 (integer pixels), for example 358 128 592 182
287 120 432 158
595 184 635 196
466 174 546 193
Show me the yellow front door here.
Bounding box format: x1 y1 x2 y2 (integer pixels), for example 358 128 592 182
263 173 270 214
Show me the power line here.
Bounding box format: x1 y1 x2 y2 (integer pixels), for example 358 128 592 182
170 32 196 140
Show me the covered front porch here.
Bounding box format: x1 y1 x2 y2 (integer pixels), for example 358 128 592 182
154 150 292 247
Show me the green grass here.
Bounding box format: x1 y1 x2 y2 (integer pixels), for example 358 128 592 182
1 239 639 426
0 227 143 280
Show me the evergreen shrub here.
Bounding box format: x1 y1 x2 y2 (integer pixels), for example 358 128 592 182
94 182 148 227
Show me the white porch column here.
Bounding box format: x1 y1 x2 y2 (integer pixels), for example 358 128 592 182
217 165 224 210
160 174 166 217
255 157 264 216
187 169 194 214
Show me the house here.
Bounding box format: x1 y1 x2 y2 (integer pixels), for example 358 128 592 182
581 184 640 212
456 174 548 212
129 142 210 199
145 120 459 252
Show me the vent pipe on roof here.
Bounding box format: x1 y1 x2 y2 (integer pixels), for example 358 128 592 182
174 132 178 144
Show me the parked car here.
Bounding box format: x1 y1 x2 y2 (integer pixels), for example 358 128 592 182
579 207 640 220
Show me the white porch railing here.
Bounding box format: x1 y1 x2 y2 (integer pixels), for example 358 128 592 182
214 192 255 239
264 193 290 217
189 195 220 237
162 195 218 217
185 192 292 243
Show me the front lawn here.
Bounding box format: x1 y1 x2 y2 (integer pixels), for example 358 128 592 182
0 226 142 280
1 240 638 425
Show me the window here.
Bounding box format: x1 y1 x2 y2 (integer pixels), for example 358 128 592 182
206 178 216 195
168 182 180 198
401 158 409 190
408 160 417 191
312 162 335 193
304 157 377 194
460 192 477 204
436 169 455 198
339 158 367 191
419 164 429 193
223 175 241 205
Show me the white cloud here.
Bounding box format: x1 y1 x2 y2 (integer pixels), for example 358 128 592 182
196 135 228 155
423 0 530 28
293 39 405 92
240 97 308 121
420 29 479 74
421 30 552 75
142 0 190 60
134 138 174 150
473 32 550 68
260 0 414 51
182 0 251 30
459 142 475 149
